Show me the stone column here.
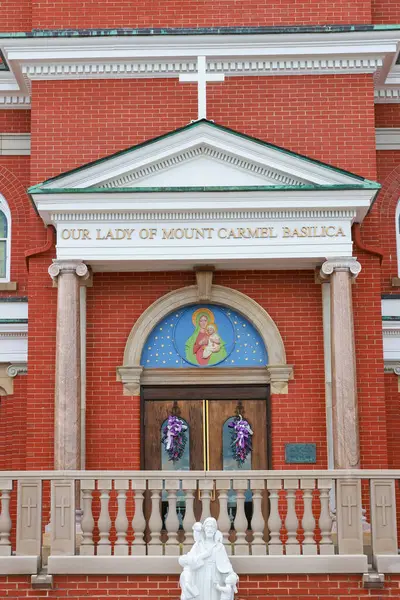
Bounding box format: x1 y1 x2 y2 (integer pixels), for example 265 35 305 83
48 260 89 470
320 257 361 469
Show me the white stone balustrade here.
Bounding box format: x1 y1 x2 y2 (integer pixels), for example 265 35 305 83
0 470 399 575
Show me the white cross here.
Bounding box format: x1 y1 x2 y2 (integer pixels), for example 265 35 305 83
179 56 225 120
22 497 37 528
56 496 70 528
342 495 357 526
377 495 391 527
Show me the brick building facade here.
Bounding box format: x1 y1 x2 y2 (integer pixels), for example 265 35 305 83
0 2 400 598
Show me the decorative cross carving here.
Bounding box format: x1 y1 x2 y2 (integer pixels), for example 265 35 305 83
342 495 357 526
377 495 391 526
22 497 36 528
56 496 70 528
179 56 225 120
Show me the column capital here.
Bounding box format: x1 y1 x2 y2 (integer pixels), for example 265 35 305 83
48 260 89 281
320 257 361 280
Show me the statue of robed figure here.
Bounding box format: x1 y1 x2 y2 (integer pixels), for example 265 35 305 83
178 518 238 600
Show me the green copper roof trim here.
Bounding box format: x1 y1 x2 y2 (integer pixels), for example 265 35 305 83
0 24 400 37
29 119 376 191
29 183 381 194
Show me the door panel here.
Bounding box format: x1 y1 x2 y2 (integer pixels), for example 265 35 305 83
208 399 268 470
144 400 204 470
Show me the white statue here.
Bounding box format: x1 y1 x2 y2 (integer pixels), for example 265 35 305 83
215 572 239 600
179 555 200 600
178 518 238 600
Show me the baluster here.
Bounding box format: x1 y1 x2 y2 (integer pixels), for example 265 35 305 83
80 480 95 556
131 480 146 556
115 480 129 556
0 480 12 556
199 480 213 521
301 479 317 555
217 480 233 556
267 479 283 555
284 480 300 555
250 479 266 555
182 480 197 553
147 479 163 556
165 479 180 555
318 479 334 555
97 480 112 556
233 479 249 555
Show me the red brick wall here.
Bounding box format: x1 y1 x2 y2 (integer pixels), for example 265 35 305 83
1 0 31 31
1 574 400 599
372 0 400 23
30 0 371 30
30 75 376 185
375 105 400 129
0 111 30 134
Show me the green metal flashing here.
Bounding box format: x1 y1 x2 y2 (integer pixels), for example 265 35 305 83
29 183 381 194
28 119 378 192
0 24 400 38
0 318 28 323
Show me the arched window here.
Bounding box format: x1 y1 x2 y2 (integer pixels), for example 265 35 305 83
0 196 11 281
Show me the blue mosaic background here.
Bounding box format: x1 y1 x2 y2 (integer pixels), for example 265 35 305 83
141 304 268 368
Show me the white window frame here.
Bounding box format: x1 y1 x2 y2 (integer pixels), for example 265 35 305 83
0 195 11 282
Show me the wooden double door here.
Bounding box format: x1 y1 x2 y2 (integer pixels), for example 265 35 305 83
143 385 269 471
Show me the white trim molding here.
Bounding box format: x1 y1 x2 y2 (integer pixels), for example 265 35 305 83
0 28 399 106
376 128 400 150
0 133 30 155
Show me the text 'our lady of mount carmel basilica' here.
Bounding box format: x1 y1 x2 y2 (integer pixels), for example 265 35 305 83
60 225 346 241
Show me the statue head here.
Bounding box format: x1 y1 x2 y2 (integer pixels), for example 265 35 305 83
203 517 218 540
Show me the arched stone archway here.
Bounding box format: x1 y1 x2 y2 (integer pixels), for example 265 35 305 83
117 273 293 395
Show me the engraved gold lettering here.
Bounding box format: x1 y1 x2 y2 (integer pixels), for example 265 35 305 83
61 229 71 240
336 227 345 237
282 227 291 238
105 229 115 240
218 228 227 239
326 226 336 237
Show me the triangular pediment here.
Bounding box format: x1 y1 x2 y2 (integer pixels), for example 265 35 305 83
29 120 378 193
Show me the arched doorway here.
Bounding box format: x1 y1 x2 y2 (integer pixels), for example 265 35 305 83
117 277 293 472
141 303 270 471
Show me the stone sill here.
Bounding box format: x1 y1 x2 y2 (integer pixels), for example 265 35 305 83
0 556 39 575
0 282 17 291
45 555 369 575
373 555 400 573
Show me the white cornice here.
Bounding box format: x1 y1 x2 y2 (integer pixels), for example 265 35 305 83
33 189 375 225
0 29 398 107
50 209 357 222
376 128 400 150
375 87 400 102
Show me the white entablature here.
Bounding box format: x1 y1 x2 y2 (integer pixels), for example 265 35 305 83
0 27 399 107
30 120 380 272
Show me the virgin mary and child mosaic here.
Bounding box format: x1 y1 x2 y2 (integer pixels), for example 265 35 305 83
185 308 227 366
141 304 268 368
